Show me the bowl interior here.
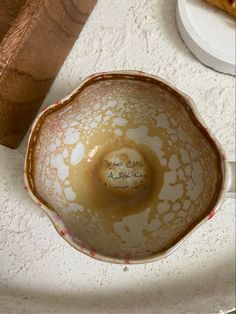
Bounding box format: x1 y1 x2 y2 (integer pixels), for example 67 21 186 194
27 74 223 261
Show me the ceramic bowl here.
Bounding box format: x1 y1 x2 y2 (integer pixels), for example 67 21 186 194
24 71 234 264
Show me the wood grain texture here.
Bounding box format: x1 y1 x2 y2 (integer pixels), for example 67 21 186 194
0 0 97 148
0 0 26 42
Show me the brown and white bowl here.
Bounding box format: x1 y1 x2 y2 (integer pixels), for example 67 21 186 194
24 71 235 264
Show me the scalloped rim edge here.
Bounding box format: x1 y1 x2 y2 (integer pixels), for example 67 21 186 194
24 71 229 264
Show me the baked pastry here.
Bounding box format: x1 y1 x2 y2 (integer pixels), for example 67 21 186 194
205 0 236 17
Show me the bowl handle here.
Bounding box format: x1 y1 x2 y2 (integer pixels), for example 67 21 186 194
227 161 236 198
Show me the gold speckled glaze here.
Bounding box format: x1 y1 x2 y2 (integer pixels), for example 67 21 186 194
25 71 228 264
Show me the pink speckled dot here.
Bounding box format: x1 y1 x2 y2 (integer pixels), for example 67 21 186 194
60 230 65 237
90 249 97 257
208 210 215 220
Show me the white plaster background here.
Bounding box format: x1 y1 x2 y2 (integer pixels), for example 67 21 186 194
0 0 235 313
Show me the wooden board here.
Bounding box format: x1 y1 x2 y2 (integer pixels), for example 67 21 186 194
0 0 97 148
0 0 27 42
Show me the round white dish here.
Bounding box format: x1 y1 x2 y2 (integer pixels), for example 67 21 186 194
176 0 236 75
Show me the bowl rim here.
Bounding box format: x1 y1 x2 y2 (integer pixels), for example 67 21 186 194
24 70 229 264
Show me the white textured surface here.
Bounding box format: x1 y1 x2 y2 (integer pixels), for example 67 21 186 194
0 0 235 313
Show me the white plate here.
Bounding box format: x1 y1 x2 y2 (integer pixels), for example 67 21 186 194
176 0 236 75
